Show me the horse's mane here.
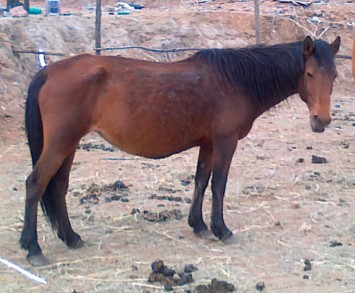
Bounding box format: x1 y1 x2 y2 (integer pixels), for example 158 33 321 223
193 40 335 110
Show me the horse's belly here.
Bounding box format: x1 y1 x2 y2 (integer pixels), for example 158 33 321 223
97 128 201 159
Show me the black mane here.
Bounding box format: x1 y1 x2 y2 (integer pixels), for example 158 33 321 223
194 40 335 111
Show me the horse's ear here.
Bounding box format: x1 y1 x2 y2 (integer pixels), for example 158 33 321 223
330 36 341 55
303 36 314 59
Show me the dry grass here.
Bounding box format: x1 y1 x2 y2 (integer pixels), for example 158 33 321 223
1 85 354 292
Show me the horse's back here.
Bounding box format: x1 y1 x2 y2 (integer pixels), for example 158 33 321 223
38 54 219 158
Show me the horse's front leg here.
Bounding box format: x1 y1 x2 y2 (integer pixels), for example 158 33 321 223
210 137 238 241
188 143 213 234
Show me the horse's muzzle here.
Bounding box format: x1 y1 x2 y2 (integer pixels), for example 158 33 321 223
310 115 331 133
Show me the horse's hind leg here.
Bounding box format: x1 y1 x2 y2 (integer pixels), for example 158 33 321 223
47 150 84 248
20 149 71 266
188 143 213 234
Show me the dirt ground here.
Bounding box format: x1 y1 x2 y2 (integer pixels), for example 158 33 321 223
0 0 354 292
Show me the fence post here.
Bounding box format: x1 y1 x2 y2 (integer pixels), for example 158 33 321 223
24 0 29 12
352 38 355 80
254 0 261 44
95 0 101 55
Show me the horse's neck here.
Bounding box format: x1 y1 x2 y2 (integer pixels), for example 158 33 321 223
255 73 300 117
271 83 299 107
244 45 304 116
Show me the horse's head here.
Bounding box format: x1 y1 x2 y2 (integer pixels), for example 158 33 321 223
298 36 340 133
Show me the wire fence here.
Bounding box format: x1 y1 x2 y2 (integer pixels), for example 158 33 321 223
13 47 352 59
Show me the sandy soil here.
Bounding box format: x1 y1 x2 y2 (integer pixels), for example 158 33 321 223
0 1 354 292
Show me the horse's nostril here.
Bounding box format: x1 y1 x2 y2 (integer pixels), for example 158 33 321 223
313 115 320 122
313 115 331 126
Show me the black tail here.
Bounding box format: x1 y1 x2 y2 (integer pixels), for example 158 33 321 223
26 69 58 230
26 70 46 166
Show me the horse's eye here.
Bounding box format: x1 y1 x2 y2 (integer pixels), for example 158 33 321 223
306 72 313 78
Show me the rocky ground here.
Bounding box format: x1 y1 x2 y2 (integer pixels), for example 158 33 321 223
0 0 354 292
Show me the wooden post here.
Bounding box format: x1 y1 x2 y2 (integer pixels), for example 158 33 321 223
6 0 11 10
254 0 261 44
95 0 102 55
7 0 30 11
352 38 355 80
24 0 29 12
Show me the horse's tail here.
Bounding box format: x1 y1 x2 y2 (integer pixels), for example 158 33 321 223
25 69 58 229
26 69 47 166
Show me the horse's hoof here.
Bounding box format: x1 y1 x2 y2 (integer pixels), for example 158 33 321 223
68 238 85 249
220 230 234 242
27 254 49 266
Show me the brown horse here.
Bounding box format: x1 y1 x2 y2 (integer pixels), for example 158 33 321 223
20 36 340 266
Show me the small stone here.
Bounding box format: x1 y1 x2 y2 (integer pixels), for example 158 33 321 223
210 279 235 292
184 264 198 273
304 259 312 271
291 202 300 209
131 208 140 215
112 180 128 190
151 260 164 273
164 284 173 291
195 285 209 293
176 273 188 286
297 158 304 163
330 240 343 247
111 195 122 201
256 281 266 291
148 272 157 283
161 266 175 277
312 155 328 164
303 274 309 279
329 13 336 20
180 179 191 186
